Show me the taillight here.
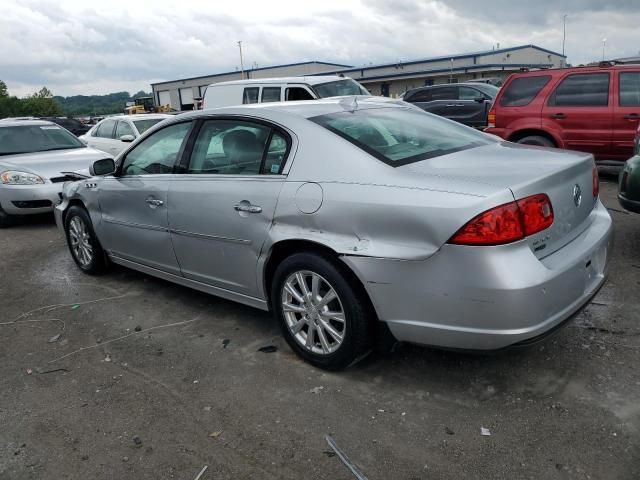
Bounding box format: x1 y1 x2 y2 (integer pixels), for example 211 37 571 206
449 194 554 246
592 165 599 198
487 107 496 128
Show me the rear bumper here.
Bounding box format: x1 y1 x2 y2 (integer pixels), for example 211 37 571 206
0 183 61 215
342 200 613 350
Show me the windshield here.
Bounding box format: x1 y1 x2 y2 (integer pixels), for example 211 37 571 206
473 83 500 97
313 79 369 98
133 118 165 135
310 107 493 166
0 124 85 156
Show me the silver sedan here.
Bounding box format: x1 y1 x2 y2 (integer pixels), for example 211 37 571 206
0 120 111 227
55 97 612 370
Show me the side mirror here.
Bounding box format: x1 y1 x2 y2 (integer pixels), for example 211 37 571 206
120 134 135 143
89 158 116 176
475 96 487 103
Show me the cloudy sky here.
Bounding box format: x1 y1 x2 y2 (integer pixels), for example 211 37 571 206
1 0 639 97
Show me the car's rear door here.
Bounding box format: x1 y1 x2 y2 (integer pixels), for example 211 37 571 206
541 71 613 158
86 119 117 154
409 86 458 120
96 120 194 275
168 117 291 298
613 69 640 160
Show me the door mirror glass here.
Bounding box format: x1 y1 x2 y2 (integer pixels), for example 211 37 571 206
474 96 486 103
120 134 135 142
90 158 116 176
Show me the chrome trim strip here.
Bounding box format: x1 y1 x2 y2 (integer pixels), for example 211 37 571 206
169 228 252 245
103 218 169 232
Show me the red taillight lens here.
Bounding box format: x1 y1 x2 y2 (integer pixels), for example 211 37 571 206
516 194 554 236
449 194 554 246
487 108 496 128
592 165 599 198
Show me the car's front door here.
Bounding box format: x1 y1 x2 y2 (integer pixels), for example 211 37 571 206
112 120 136 155
542 72 613 158
168 117 291 297
96 120 193 275
613 70 640 160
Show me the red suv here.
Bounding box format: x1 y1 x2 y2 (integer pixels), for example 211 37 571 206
485 64 640 166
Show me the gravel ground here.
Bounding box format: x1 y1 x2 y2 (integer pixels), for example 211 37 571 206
0 178 638 480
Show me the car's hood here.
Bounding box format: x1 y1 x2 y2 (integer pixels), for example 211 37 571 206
0 147 111 179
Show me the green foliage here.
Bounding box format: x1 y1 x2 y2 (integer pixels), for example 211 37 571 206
0 80 151 119
54 90 152 116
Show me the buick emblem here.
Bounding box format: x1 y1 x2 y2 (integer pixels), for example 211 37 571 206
573 184 582 207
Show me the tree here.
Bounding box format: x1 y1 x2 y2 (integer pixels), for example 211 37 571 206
0 80 8 98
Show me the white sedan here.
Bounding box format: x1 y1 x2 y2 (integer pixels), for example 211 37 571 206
80 114 170 156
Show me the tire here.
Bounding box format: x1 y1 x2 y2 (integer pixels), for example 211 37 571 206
64 205 108 275
271 252 373 370
516 135 555 147
0 205 12 228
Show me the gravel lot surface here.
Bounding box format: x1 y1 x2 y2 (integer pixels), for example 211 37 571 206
1 178 638 479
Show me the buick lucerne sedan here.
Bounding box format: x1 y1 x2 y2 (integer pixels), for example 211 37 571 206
56 97 612 370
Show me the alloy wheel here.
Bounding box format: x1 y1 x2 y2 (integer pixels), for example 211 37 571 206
281 270 346 355
68 216 93 267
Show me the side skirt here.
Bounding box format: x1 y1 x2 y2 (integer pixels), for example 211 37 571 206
109 255 269 311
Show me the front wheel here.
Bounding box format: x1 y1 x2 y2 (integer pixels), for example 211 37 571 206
516 135 555 147
271 252 373 370
64 206 108 275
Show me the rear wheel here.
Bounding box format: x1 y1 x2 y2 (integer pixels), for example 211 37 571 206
271 252 373 370
0 205 12 228
64 206 108 274
516 135 555 147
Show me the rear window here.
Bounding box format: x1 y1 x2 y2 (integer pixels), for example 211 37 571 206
133 118 164 134
310 107 493 167
313 79 369 98
500 75 551 107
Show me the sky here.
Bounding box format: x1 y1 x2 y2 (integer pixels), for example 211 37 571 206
1 0 639 97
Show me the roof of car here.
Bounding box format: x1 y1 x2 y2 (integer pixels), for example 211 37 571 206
193 96 410 120
98 114 172 121
510 63 640 77
0 119 56 127
207 76 354 87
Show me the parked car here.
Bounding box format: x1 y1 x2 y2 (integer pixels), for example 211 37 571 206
618 126 640 213
0 120 111 227
202 76 369 109
401 83 499 128
468 77 504 87
40 117 90 137
485 64 640 166
80 114 171 156
56 98 611 370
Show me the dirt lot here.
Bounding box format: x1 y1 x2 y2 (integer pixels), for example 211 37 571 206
1 178 639 480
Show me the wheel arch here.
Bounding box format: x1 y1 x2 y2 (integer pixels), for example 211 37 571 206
507 129 560 147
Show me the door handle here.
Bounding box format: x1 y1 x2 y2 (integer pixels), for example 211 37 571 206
234 203 262 213
624 113 640 120
551 113 566 119
455 104 465 107
145 198 164 207
445 104 456 107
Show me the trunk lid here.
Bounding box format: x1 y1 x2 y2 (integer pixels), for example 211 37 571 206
398 141 597 257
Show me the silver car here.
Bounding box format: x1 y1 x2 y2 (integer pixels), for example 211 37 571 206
55 97 612 370
0 120 111 227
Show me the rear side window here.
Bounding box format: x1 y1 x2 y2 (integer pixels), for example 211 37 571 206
620 72 640 106
431 87 457 100
500 76 550 106
261 87 281 103
242 87 259 104
310 107 492 167
285 87 314 101
548 73 610 107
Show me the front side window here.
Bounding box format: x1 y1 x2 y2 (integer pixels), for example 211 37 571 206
120 122 192 176
242 87 259 104
286 87 314 101
261 87 281 103
313 79 369 98
500 76 551 107
95 119 116 138
0 125 84 156
459 86 483 100
115 121 135 138
311 107 492 167
187 119 288 175
548 73 610 107
620 72 640 106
